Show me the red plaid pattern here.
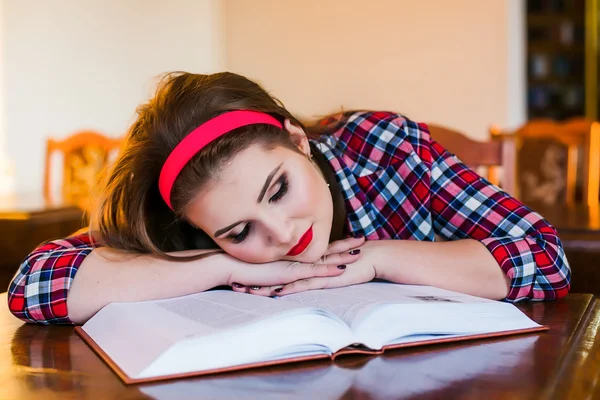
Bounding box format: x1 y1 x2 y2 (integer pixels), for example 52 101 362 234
8 234 95 324
312 111 570 301
7 111 570 324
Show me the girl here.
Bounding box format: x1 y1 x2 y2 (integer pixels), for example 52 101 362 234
8 72 571 325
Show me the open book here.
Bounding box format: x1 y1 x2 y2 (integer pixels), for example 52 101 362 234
139 335 540 400
76 282 547 384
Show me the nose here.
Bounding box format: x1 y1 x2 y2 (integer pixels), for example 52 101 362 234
262 212 293 245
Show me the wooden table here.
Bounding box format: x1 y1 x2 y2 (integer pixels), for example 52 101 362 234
0 194 85 290
1 292 599 399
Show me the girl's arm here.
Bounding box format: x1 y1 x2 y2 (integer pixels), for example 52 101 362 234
68 247 356 323
8 233 226 324
412 137 571 301
275 239 510 300
65 246 230 324
9 232 358 324
372 239 510 300
367 122 569 301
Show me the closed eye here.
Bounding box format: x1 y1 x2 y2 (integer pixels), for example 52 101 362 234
269 174 289 203
222 173 289 244
229 223 251 244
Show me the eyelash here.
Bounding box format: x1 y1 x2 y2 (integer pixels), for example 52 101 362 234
231 224 251 244
269 174 289 203
229 174 289 244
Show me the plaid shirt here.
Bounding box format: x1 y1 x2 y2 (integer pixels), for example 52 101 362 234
8 111 571 324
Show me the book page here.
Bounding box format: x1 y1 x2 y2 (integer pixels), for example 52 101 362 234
153 290 315 332
278 282 483 325
278 282 540 349
277 285 380 325
322 284 540 348
81 290 321 379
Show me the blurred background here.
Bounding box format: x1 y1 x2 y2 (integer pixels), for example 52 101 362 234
0 0 599 293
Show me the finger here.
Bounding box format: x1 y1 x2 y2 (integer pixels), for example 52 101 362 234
276 277 330 296
323 236 366 256
314 251 361 266
231 282 249 294
247 285 281 297
232 261 347 289
289 263 347 281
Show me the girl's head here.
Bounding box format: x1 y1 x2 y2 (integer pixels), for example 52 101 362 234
94 72 334 263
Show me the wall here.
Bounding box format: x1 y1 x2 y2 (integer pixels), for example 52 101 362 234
224 0 525 140
1 0 526 194
2 0 225 194
0 0 11 195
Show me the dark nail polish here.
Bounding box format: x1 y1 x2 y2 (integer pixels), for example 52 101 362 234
349 249 361 255
232 283 243 288
251 286 260 290
275 288 283 293
337 265 347 270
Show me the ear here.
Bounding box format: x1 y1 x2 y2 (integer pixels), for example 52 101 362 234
284 119 311 157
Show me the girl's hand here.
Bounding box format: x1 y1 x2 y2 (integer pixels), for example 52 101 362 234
273 239 380 296
227 236 366 295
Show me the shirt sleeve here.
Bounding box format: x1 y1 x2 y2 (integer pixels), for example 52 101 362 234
425 125 571 301
7 233 98 324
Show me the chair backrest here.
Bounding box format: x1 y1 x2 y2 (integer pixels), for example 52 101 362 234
426 123 515 195
44 131 122 211
490 118 600 207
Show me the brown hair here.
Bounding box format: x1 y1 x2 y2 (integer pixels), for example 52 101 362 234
91 72 320 260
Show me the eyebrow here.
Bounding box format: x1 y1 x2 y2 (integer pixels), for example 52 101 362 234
213 163 283 237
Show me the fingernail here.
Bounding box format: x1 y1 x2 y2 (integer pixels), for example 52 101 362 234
232 283 243 288
251 286 260 290
349 249 361 255
275 288 283 293
337 265 347 270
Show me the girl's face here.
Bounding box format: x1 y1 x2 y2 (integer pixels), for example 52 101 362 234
185 127 334 264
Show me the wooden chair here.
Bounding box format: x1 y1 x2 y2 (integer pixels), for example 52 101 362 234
427 124 516 196
44 131 122 211
489 119 600 207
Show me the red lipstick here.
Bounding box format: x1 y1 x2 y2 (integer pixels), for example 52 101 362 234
286 226 313 256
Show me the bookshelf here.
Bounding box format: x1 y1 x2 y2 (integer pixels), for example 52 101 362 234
526 0 599 120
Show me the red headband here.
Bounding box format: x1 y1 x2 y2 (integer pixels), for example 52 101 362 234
158 110 283 210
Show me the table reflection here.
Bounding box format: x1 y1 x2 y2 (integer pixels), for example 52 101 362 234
8 323 139 399
138 336 540 400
